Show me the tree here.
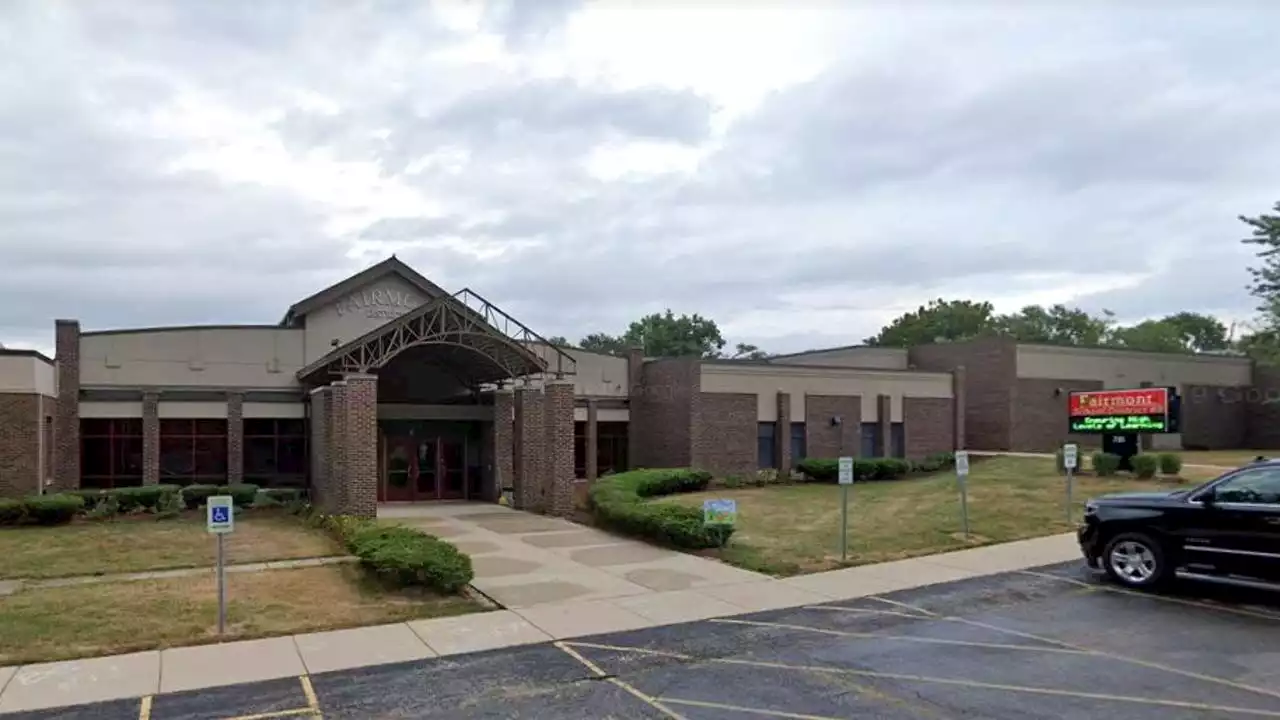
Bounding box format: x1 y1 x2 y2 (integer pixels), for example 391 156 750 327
544 335 571 347
577 332 627 356
1242 201 1280 311
1158 312 1229 353
864 299 998 347
994 304 1114 346
620 310 726 358
1108 320 1189 353
730 342 771 360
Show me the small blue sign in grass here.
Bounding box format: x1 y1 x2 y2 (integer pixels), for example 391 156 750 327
703 499 737 526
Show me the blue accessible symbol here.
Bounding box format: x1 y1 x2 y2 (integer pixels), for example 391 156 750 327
212 506 230 523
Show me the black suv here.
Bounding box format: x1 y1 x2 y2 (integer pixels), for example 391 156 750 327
1078 460 1280 590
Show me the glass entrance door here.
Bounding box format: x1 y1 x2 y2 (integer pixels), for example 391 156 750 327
439 438 466 500
384 436 416 502
382 433 470 502
414 438 438 500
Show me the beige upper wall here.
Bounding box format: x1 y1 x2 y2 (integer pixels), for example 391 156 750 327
80 327 305 388
524 345 629 397
771 346 909 370
1015 345 1252 388
0 354 55 396
700 363 952 422
301 274 428 364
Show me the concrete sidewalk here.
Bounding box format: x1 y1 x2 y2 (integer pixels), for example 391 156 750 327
0 532 1081 715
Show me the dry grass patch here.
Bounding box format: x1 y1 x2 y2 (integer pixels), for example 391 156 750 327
0 512 342 580
1174 450 1273 468
658 456 1195 576
0 563 482 665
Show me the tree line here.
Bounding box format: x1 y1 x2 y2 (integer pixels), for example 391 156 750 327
548 201 1280 362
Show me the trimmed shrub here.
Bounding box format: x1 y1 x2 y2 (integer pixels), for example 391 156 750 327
588 468 731 549
85 495 121 521
108 484 180 513
796 458 838 482
797 457 912 483
1131 453 1159 479
347 525 474 593
0 498 25 525
912 452 956 474
180 484 222 509
23 494 84 525
226 483 260 507
1092 452 1121 477
1158 453 1183 476
64 489 106 504
259 488 305 504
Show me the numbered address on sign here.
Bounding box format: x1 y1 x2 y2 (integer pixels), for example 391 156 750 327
207 496 235 534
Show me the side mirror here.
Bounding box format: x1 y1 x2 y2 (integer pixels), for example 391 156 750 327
1197 490 1217 507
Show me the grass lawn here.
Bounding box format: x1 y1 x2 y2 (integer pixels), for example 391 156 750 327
0 512 343 580
657 456 1196 576
0 564 483 665
1175 450 1275 467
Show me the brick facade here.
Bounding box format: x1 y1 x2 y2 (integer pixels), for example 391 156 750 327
1246 365 1280 449
630 357 698 468
585 399 599 481
544 380 575 517
876 394 891 456
910 337 1016 451
0 393 40 497
342 374 378 518
775 392 791 474
903 397 954 459
805 394 861 458
1180 384 1249 450
1011 378 1104 452
53 319 80 489
691 392 756 479
309 387 329 507
226 393 244 484
329 380 348 514
514 385 545 511
491 388 514 496
142 392 160 485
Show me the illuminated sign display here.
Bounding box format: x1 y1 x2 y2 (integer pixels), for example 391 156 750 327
1067 388 1171 434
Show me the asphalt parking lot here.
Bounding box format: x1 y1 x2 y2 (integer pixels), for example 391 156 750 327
10 561 1280 719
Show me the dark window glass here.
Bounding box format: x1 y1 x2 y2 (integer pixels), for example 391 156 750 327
278 438 307 475
790 422 806 463
277 419 306 436
245 437 278 475
159 419 193 435
757 422 776 470
241 418 308 487
891 423 905 459
244 419 276 436
80 418 144 488
861 423 881 458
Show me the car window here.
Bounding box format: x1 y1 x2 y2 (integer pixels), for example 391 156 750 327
1212 467 1280 505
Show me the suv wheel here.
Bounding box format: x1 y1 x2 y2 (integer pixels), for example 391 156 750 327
1102 533 1169 588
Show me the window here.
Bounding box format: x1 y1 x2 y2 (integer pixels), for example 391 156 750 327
80 418 143 488
860 423 881 458
160 419 228 485
890 423 905 459
1210 468 1280 505
244 419 308 488
790 422 806 463
757 422 776 469
574 421 629 478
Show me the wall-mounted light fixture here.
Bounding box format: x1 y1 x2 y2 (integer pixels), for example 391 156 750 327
830 415 843 426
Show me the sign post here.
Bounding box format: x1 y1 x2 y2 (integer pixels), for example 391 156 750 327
206 496 235 635
1062 443 1079 524
838 456 854 562
955 450 970 539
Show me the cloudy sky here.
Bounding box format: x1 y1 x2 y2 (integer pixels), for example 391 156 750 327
2 0 1277 356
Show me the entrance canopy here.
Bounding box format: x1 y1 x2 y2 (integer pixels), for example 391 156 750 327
296 288 575 387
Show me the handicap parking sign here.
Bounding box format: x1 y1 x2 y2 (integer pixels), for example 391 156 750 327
207 496 234 534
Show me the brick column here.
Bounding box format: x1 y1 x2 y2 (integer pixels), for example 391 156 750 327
342 374 378 518
309 387 328 506
546 381 575 517
492 387 514 501
625 347 644 474
53 319 80 489
142 392 159 485
329 380 348 515
877 394 892 457
585 399 599 482
513 385 545 512
775 392 791 474
226 393 244 484
953 366 967 450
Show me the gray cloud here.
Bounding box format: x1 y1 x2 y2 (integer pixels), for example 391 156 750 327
2 1 1279 357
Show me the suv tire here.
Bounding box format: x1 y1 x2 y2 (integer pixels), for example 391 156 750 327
1102 532 1170 589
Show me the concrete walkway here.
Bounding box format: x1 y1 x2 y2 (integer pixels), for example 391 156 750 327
0 527 1082 715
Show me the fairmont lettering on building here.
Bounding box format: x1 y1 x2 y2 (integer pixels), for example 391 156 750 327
334 287 420 319
1067 388 1174 434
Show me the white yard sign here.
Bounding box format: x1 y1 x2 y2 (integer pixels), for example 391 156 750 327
838 456 854 485
955 451 970 477
1062 443 1079 471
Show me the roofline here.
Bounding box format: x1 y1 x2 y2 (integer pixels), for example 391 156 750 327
767 343 895 360
81 324 285 337
700 357 951 377
280 255 451 326
0 348 54 364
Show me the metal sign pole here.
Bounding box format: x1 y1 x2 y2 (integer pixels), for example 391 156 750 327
217 533 227 635
954 451 970 540
840 484 849 562
1062 443 1078 525
1066 468 1074 525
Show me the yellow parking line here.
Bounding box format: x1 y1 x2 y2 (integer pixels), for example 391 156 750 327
568 641 1280 718
709 618 1091 655
867 594 1280 701
659 697 845 719
218 708 316 720
1018 570 1280 622
137 695 152 720
298 675 320 716
554 641 687 719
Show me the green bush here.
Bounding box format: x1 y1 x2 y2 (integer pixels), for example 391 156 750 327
23 494 84 525
912 452 956 474
1092 452 1121 477
1131 454 1159 479
108 485 180 512
85 495 121 521
796 457 912 483
226 484 260 506
348 525 474 593
0 498 25 525
259 488 305 504
1158 453 1183 476
180 484 222 509
795 458 838 481
588 468 732 549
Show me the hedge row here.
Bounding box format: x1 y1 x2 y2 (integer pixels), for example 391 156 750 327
307 512 473 593
1054 449 1184 478
1 485 307 527
588 468 732 549
796 452 956 483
